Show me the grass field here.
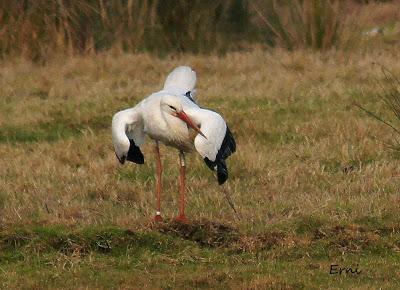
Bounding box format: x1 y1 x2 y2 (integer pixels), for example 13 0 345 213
1 48 400 289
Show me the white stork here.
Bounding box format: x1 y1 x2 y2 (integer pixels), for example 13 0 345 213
111 66 236 223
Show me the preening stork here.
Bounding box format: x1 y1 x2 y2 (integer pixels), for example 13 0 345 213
112 66 236 223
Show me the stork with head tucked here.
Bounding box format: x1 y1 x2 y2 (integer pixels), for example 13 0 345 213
112 66 236 223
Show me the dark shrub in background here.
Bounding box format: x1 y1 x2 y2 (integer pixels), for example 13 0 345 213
0 0 350 60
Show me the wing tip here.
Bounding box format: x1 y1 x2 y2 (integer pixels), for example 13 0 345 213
115 140 145 165
204 158 229 185
217 171 228 185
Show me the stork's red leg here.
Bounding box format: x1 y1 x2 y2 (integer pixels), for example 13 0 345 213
175 151 189 223
154 141 163 222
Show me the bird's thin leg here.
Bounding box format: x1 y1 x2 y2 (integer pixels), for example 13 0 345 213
154 141 163 222
176 151 189 223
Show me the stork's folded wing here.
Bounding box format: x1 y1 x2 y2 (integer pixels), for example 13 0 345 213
190 108 236 184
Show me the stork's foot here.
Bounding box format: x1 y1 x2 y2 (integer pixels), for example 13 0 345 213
154 213 163 222
175 214 190 224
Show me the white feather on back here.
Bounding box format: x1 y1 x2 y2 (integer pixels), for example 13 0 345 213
163 66 197 93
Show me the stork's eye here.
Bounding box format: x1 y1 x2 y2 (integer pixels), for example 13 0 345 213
169 105 176 110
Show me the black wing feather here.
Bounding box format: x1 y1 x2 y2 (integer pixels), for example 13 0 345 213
126 139 144 164
218 126 236 160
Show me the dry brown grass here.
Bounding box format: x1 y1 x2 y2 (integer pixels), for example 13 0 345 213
1 47 400 234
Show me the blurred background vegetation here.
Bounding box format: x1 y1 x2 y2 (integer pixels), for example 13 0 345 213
0 0 399 60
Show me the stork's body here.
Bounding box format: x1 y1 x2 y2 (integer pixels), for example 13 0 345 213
112 66 236 222
141 92 197 152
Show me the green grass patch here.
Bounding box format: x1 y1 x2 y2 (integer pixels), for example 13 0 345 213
0 115 109 144
0 123 80 143
1 222 399 289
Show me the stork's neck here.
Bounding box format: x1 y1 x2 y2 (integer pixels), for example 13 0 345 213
184 108 206 127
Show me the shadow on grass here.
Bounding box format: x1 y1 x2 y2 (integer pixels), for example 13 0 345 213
153 219 240 248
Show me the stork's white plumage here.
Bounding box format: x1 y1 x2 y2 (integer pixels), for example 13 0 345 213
111 66 236 222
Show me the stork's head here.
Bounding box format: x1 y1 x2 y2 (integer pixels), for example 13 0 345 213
161 95 206 139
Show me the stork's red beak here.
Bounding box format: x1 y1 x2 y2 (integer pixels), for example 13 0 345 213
176 111 207 139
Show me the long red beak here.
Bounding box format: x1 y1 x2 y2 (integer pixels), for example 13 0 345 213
176 111 207 139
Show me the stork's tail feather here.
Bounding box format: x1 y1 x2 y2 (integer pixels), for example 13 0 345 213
164 66 196 92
